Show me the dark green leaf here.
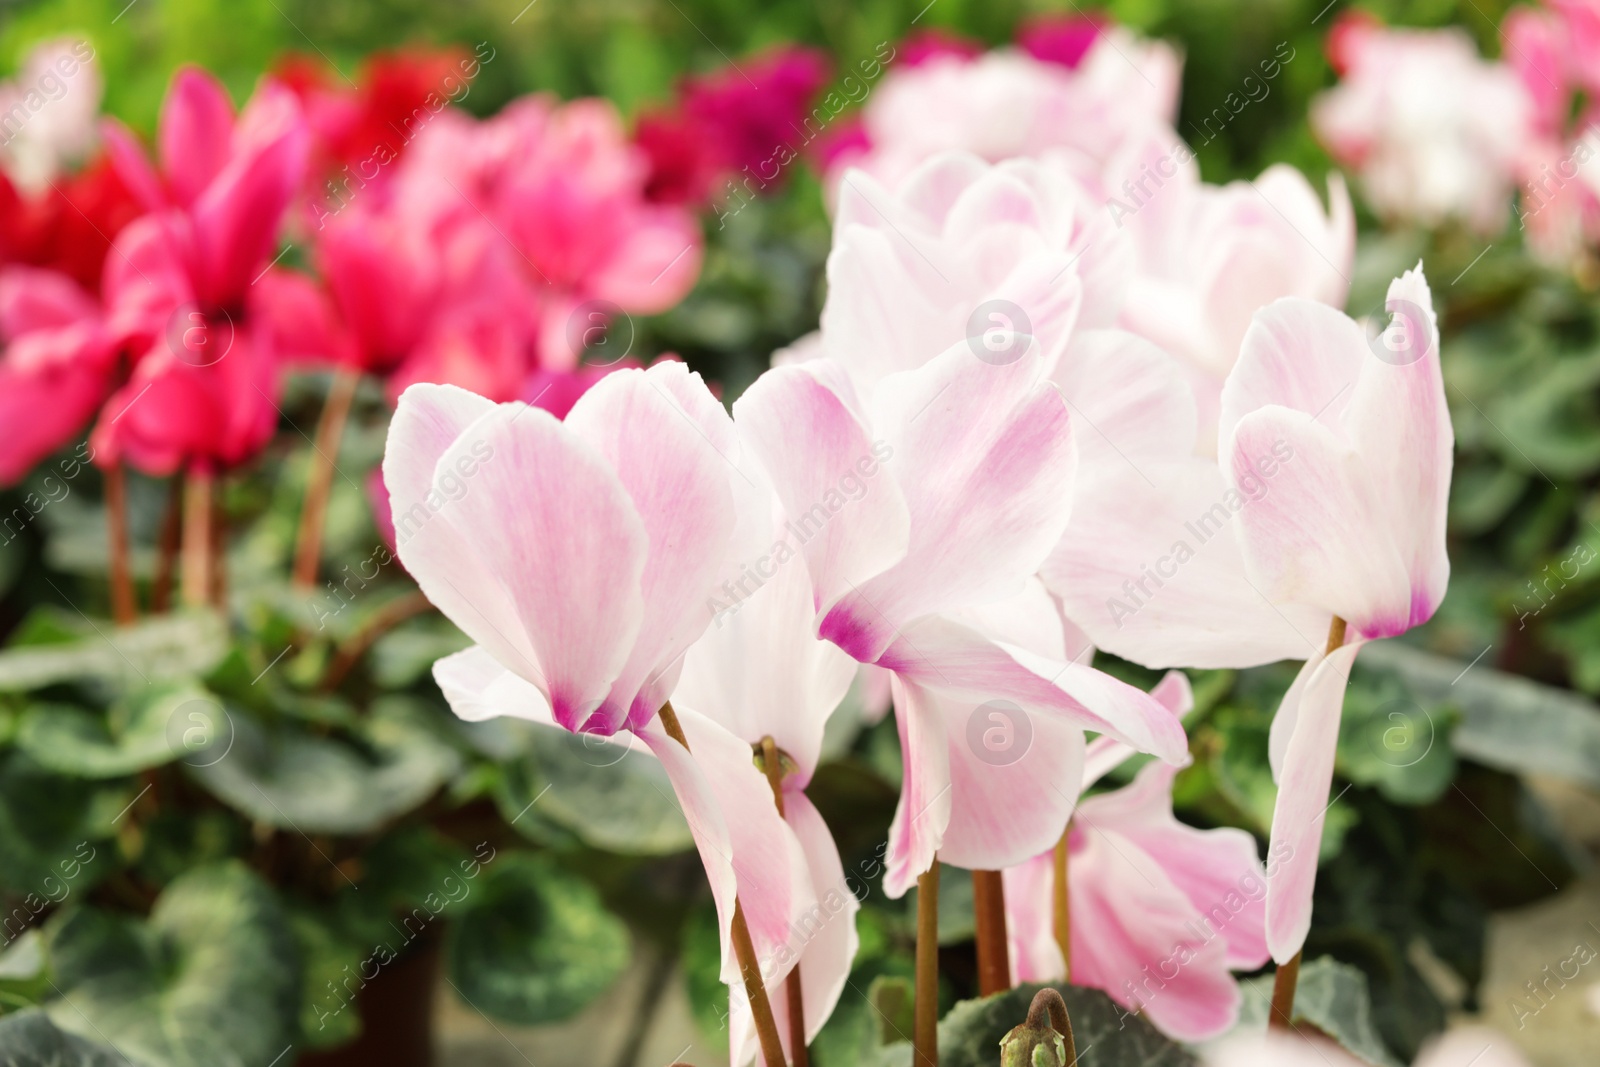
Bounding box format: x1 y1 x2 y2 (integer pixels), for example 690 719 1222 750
446 853 629 1024
44 862 298 1067
0 1009 126 1067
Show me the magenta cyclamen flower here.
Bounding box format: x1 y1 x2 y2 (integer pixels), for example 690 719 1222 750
1004 674 1272 1041
1220 265 1452 962
386 364 813 1005
91 68 310 475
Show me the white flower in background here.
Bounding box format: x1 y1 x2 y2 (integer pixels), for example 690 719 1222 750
0 38 102 193
1312 18 1532 233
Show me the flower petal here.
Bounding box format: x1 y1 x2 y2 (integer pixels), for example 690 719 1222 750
564 363 739 730
826 342 1076 660
733 362 911 628
1264 640 1363 964
637 707 816 985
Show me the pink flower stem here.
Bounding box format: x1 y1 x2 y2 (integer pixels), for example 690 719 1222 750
658 702 789 1067
180 465 214 608
759 735 809 1067
292 368 361 591
151 477 182 613
103 463 137 626
1269 613 1348 1031
972 869 1012 995
915 859 940 1067
1052 829 1071 976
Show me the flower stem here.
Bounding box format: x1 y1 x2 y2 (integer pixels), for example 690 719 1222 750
657 703 788 1067
103 463 137 626
1268 950 1301 1031
151 476 182 613
914 859 940 1067
759 735 808 1067
292 367 360 591
1052 829 1070 978
320 591 433 692
972 869 1011 995
180 466 214 608
1270 613 1347 1032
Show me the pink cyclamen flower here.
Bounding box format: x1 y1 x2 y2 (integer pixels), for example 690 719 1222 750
734 337 1188 897
396 96 702 371
1016 13 1105 70
833 32 1180 195
386 365 813 1001
1004 673 1272 1042
1102 129 1353 435
1311 17 1532 233
0 266 118 485
675 548 859 1066
818 152 1126 398
1219 265 1451 963
90 68 309 475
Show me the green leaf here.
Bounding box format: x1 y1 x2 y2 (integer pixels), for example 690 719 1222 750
187 700 460 834
0 752 120 895
0 1009 126 1066
1336 666 1459 805
496 727 693 855
0 613 228 694
445 853 629 1025
45 861 298 1067
1239 957 1403 1067
15 685 217 779
1360 641 1600 790
930 984 1196 1067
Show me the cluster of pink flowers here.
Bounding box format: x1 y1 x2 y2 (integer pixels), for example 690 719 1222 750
1313 4 1600 269
378 17 1478 1065
0 47 706 485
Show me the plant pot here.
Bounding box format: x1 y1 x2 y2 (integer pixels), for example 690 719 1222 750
296 927 443 1067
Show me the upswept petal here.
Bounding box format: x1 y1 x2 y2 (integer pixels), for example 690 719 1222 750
1217 297 1365 453
1046 454 1329 669
1001 851 1062 984
1227 408 1414 638
882 674 952 899
732 362 911 624
190 93 309 307
1264 641 1363 963
565 363 739 730
1067 820 1241 1041
1050 328 1196 477
731 791 860 1066
1080 760 1270 970
825 343 1076 660
880 615 1188 763
1082 670 1193 789
386 385 646 729
431 644 559 727
675 557 856 784
158 68 235 206
935 682 1086 873
1343 266 1451 635
636 707 817 985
